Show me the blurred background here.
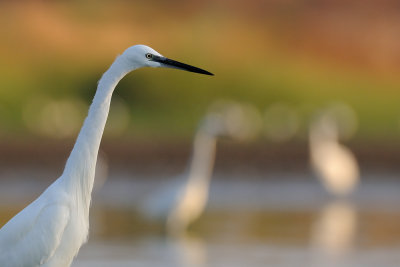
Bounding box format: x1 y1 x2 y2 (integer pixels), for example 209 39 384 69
1 1 400 266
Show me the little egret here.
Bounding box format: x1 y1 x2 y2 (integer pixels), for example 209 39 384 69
309 113 359 196
140 101 254 235
0 45 212 266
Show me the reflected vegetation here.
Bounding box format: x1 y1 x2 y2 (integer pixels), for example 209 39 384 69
1 202 399 247
36 204 395 248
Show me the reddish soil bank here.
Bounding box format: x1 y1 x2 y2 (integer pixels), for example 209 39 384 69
0 139 400 179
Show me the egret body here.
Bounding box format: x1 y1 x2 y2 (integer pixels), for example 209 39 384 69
0 45 212 266
141 103 250 235
309 115 359 196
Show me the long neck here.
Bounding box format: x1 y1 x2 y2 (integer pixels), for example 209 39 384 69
186 130 217 186
61 55 132 211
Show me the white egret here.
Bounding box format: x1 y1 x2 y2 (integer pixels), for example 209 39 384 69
0 45 213 266
140 101 253 235
309 112 359 196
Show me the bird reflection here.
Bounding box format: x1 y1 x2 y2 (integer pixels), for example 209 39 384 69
167 233 207 267
139 100 261 236
310 201 357 267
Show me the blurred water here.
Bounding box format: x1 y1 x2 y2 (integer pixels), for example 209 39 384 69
72 241 400 267
1 172 400 266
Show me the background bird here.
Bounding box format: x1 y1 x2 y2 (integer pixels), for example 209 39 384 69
309 108 360 196
140 100 261 236
0 45 212 266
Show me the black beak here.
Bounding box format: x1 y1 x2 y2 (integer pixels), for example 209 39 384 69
152 55 214 76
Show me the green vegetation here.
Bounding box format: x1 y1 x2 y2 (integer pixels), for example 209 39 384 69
0 1 399 141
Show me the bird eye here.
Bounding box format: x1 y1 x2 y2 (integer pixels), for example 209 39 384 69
145 53 153 59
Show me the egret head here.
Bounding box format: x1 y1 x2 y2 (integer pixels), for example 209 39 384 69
123 45 213 75
202 100 262 140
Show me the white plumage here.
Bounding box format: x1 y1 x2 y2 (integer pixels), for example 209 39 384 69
309 113 359 196
142 127 217 235
0 45 212 266
141 101 255 235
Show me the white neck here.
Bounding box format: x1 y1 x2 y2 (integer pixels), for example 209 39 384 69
61 55 133 213
186 130 217 186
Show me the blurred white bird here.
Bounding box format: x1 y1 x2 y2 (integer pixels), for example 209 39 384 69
309 112 359 196
0 45 212 266
141 101 259 235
